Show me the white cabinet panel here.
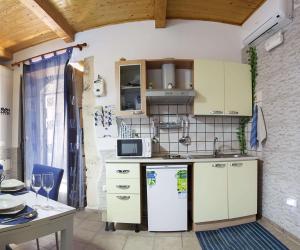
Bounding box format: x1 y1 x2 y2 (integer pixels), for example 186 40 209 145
194 60 225 115
107 178 140 194
228 160 257 219
224 62 252 116
193 60 252 117
106 163 140 179
193 162 228 223
107 194 140 223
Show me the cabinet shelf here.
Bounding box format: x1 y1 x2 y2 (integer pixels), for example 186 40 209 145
121 86 141 90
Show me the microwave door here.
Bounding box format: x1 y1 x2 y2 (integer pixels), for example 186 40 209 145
117 139 143 156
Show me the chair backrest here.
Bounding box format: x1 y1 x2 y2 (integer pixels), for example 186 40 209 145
32 164 64 201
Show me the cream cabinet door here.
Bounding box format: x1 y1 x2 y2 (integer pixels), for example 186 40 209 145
115 60 147 117
194 60 225 115
107 194 141 223
228 160 257 219
224 62 252 116
193 162 228 223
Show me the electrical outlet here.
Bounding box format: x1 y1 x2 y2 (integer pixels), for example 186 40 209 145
286 198 297 208
102 185 107 192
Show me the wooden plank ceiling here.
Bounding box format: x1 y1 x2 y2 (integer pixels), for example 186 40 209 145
0 0 265 60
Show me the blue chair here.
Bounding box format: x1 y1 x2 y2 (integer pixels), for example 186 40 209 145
32 164 64 250
32 164 64 201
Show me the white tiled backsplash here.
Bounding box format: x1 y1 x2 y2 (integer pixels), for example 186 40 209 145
119 105 242 155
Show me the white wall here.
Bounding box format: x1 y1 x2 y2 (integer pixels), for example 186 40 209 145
0 65 13 148
12 20 242 208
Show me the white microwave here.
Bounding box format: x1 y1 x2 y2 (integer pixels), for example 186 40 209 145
116 138 152 158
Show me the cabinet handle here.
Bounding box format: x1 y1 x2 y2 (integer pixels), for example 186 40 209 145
116 170 130 174
116 195 130 200
231 162 243 167
212 163 226 168
133 110 144 115
228 111 239 115
210 111 223 115
116 185 130 189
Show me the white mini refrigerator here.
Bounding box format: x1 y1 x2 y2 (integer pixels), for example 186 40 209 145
146 165 188 231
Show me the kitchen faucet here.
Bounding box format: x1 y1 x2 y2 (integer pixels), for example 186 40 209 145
213 137 218 157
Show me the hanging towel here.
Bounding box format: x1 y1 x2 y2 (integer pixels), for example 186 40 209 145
257 106 267 144
250 105 258 148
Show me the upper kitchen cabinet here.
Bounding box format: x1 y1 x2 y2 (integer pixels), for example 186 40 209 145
224 62 252 116
193 60 252 116
194 60 224 115
115 60 147 117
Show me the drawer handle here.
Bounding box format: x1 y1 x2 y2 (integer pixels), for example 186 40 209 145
133 110 143 115
231 163 243 167
210 111 223 115
116 170 130 174
228 111 239 115
116 185 130 190
212 163 226 168
116 195 130 200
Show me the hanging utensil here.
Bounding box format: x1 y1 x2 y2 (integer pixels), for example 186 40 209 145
183 119 191 145
179 119 186 144
152 121 159 144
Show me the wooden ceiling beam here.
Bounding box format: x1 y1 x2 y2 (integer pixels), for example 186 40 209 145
18 0 75 42
154 0 167 28
0 47 12 60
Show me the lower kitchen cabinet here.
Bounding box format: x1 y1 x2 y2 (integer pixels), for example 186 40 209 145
193 160 257 224
107 194 141 224
106 163 141 225
193 162 228 222
228 161 257 219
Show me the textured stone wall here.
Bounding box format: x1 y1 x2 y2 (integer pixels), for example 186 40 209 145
255 7 300 239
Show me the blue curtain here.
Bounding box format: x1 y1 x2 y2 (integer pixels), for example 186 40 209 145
23 49 72 204
65 65 85 208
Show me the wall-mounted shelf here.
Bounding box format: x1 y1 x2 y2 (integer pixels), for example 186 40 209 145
158 121 183 129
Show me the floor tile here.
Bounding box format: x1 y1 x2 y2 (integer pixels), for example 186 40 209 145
153 232 182 237
74 227 98 243
181 231 197 238
182 236 202 250
77 220 104 232
91 233 127 250
10 210 300 250
153 236 183 250
123 235 154 250
13 240 48 250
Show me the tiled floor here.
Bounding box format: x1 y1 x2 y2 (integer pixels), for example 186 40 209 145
9 209 300 250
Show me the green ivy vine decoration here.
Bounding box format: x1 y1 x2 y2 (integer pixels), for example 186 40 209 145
237 46 257 155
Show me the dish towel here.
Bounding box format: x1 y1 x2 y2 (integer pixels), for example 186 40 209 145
257 105 267 144
250 105 267 149
250 105 258 148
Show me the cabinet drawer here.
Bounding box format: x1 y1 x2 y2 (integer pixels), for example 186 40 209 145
107 178 140 194
107 194 141 224
106 163 140 179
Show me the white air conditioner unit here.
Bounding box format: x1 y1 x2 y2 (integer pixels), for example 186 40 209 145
242 0 294 46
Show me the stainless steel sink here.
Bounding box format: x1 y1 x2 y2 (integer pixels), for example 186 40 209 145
188 154 246 159
217 154 246 158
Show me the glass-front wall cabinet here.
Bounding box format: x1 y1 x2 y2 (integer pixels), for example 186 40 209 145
115 60 146 116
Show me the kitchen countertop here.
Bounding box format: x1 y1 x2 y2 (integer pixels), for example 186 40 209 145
106 155 258 163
